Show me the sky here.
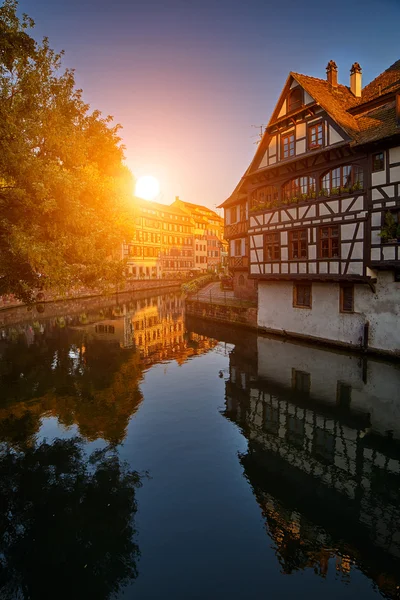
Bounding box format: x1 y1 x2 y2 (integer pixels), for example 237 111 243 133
18 0 400 211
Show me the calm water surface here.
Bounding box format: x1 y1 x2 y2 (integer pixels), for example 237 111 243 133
0 291 399 599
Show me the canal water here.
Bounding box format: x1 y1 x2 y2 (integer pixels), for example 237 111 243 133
0 291 399 599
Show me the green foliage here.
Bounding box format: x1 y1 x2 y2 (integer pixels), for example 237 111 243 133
0 1 135 302
181 273 215 294
378 211 399 242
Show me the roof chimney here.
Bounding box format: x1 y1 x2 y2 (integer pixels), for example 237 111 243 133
175 196 180 201
326 60 338 87
350 62 362 97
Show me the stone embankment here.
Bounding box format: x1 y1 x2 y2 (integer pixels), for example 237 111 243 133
0 279 181 312
185 282 257 329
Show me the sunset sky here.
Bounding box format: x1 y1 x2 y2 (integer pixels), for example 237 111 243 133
20 0 400 210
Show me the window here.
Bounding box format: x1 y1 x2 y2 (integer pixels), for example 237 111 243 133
283 176 316 202
281 133 295 159
238 274 245 286
289 229 307 259
293 283 312 308
321 165 363 194
286 415 305 450
313 427 335 465
292 369 311 393
264 404 279 436
372 152 384 172
319 226 340 258
251 185 279 210
340 284 354 313
234 239 242 256
230 206 237 223
337 382 352 409
265 232 280 261
288 87 303 112
308 122 323 149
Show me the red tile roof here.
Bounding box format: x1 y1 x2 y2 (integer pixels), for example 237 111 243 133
356 59 400 105
291 72 359 138
354 101 398 145
292 61 400 146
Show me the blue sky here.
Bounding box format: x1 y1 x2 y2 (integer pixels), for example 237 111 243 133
18 0 400 210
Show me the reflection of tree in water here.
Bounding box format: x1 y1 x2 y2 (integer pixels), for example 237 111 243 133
0 437 144 600
0 328 144 447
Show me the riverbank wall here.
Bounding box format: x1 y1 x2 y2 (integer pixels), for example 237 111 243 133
185 297 399 361
185 299 257 329
0 279 181 312
0 285 181 328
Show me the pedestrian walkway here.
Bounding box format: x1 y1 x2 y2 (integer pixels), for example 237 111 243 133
191 282 235 303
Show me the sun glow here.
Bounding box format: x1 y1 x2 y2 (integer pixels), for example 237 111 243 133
135 175 160 200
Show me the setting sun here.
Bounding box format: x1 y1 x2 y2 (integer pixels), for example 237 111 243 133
135 175 160 200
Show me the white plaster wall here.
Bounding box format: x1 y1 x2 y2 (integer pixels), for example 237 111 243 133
389 146 400 164
258 281 365 346
259 151 268 169
257 336 400 439
257 273 400 354
296 123 306 138
356 271 400 354
390 166 400 182
296 139 306 155
372 171 386 186
328 124 345 145
304 91 313 104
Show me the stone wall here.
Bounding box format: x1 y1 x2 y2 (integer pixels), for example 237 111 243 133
0 280 181 311
185 299 257 329
233 271 258 301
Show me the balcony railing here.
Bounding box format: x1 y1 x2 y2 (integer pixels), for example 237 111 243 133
228 256 249 269
224 220 248 239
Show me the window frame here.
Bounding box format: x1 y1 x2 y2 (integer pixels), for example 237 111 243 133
293 283 312 309
340 283 354 313
307 121 324 151
282 176 316 203
289 229 308 260
288 88 303 113
318 225 340 259
372 152 385 173
321 164 364 195
281 132 295 160
264 231 281 261
251 185 279 210
234 239 242 257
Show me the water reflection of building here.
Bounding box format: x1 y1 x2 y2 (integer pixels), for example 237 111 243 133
131 294 217 365
223 334 400 599
0 293 218 448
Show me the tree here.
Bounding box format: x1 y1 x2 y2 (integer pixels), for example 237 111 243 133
0 0 135 302
0 437 144 599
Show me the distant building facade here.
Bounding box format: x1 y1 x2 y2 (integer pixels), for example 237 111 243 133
172 197 225 273
123 198 195 278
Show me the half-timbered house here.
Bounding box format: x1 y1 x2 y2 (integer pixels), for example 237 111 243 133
219 59 400 355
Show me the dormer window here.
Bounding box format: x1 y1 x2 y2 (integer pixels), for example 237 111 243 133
308 123 323 150
288 87 303 112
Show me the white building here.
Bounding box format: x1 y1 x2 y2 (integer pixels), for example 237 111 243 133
220 59 400 356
